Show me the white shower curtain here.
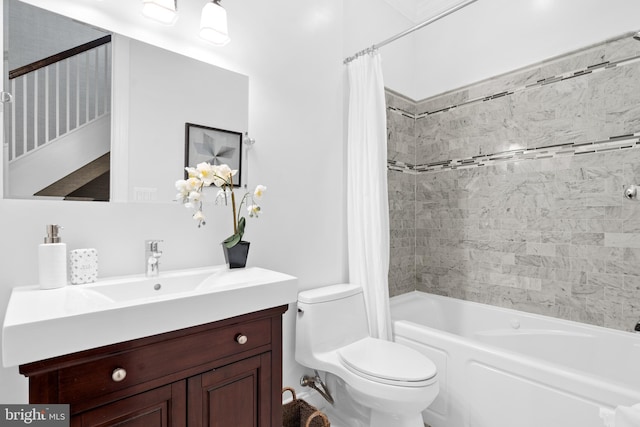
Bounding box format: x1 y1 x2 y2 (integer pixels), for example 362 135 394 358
346 51 392 341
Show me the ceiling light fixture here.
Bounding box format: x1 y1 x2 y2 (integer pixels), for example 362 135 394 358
200 0 230 46
142 0 178 25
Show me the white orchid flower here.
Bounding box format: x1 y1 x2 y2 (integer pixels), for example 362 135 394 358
210 164 238 187
254 185 267 198
175 179 189 196
247 204 261 217
211 176 226 188
217 164 237 179
185 166 199 179
176 178 200 198
193 210 205 222
196 162 216 186
188 191 202 204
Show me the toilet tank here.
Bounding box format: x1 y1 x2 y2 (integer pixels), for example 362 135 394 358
295 284 370 366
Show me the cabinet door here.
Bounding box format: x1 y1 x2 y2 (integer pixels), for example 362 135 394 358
74 382 186 427
188 354 271 427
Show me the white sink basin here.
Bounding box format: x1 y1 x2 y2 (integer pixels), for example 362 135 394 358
88 270 215 302
2 266 297 367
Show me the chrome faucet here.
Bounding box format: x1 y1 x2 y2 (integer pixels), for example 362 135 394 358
145 240 163 277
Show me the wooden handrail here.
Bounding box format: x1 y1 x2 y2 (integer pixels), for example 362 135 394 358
9 34 111 80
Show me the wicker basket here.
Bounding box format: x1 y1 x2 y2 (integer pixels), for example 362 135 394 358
282 387 330 427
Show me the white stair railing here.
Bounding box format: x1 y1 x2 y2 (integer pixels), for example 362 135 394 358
6 36 111 162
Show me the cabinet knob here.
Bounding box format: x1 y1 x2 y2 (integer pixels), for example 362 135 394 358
235 334 248 345
112 368 127 382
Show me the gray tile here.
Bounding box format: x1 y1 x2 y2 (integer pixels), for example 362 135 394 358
385 34 640 333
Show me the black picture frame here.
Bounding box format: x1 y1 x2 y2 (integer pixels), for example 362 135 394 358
184 123 242 187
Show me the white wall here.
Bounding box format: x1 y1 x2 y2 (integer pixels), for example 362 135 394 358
0 0 346 403
412 0 640 100
343 0 417 97
345 0 640 101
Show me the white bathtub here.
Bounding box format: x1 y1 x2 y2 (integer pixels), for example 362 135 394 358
390 291 640 427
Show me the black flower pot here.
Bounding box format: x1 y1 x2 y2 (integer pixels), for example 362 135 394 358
222 240 250 268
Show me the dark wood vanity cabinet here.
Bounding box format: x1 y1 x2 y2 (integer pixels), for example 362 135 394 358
19 305 287 427
74 382 185 427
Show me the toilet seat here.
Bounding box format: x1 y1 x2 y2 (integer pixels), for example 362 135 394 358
337 337 437 387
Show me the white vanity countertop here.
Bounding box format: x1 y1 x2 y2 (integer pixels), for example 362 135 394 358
2 265 297 367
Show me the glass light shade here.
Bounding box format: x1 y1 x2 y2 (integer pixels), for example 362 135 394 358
142 0 177 25
200 1 230 46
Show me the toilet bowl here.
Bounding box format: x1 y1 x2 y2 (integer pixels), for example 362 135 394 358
295 284 439 427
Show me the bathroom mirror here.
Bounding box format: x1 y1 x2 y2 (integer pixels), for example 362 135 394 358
2 0 249 203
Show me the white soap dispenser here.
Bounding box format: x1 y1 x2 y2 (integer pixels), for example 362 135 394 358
38 224 67 289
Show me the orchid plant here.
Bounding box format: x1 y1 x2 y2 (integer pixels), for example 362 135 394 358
175 162 266 248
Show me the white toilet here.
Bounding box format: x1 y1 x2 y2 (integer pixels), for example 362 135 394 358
295 284 439 427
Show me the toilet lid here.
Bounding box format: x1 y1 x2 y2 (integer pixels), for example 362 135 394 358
337 338 437 387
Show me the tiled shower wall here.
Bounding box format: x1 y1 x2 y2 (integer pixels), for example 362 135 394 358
387 32 640 331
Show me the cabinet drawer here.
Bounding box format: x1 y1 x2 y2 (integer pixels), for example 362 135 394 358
58 317 271 404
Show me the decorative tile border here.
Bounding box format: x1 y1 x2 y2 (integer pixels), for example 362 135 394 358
414 53 640 119
387 158 416 173
388 106 415 119
388 132 640 174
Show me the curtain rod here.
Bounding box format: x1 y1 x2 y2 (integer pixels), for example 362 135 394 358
343 0 479 65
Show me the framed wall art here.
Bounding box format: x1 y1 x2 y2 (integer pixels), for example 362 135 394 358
184 123 243 186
